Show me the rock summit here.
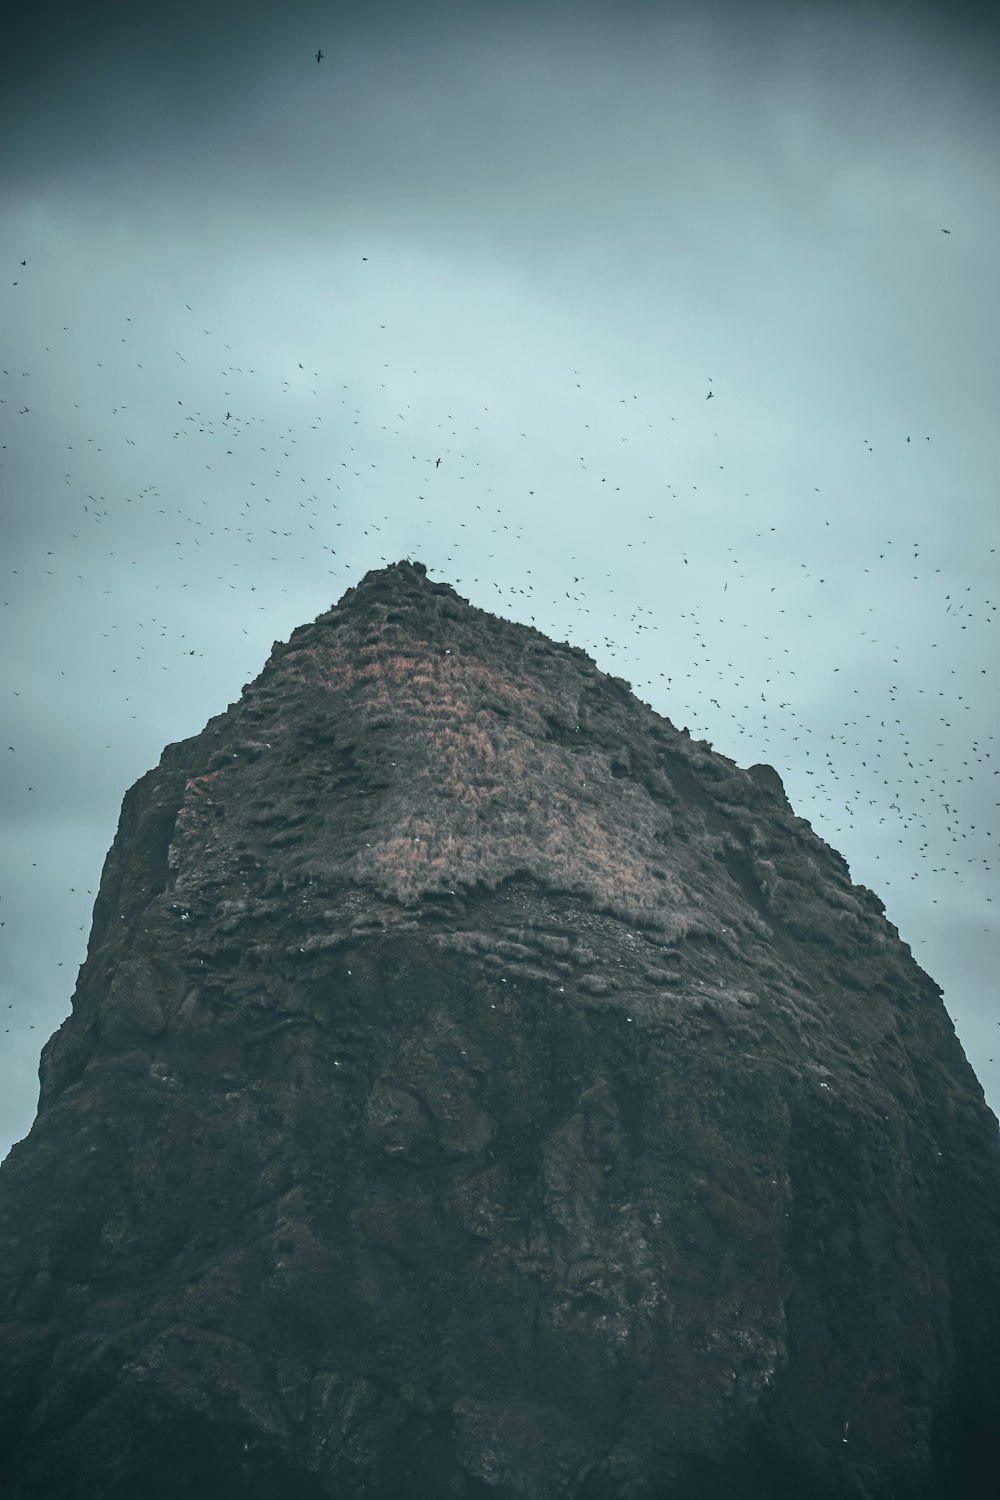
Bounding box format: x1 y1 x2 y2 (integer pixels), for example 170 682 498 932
1 560 998 1498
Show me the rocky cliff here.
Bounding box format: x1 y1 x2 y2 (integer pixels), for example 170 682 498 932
1 559 998 1499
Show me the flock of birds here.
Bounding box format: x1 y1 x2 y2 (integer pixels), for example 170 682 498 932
1 224 997 1091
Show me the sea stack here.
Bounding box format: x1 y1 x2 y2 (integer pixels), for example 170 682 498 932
1 560 997 1498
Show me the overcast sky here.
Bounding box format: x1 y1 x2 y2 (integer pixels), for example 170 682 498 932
2 0 998 1159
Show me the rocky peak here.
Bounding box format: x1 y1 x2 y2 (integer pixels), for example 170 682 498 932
1 562 998 1499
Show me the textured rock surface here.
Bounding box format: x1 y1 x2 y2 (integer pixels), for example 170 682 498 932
1 559 998 1498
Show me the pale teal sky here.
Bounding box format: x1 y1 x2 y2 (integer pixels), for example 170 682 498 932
2 0 999 1157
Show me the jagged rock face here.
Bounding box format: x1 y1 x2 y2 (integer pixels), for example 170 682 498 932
1 560 998 1500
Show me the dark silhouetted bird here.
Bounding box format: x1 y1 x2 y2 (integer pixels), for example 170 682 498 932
706 391 714 400
435 457 442 467
941 227 951 233
316 49 323 63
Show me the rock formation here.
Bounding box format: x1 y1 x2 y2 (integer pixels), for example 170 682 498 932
1 559 998 1499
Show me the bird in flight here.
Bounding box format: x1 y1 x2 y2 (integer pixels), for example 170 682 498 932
315 49 324 63
706 390 714 400
435 457 442 467
941 227 951 234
